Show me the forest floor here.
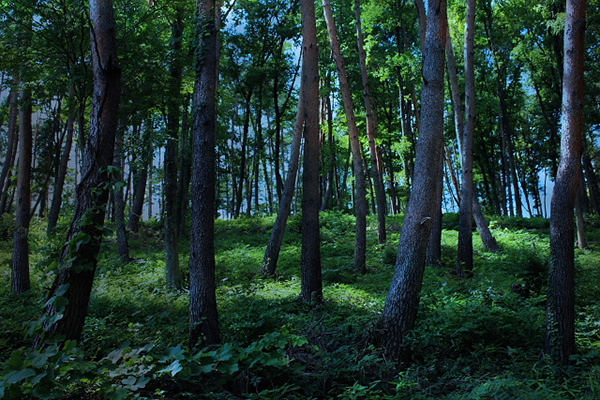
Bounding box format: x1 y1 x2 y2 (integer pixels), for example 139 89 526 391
1 211 600 399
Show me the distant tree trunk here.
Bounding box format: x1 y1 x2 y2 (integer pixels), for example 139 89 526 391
262 88 304 276
37 0 121 344
189 0 220 348
456 0 475 279
113 128 130 262
446 18 498 253
377 0 446 360
300 0 322 303
48 86 76 233
235 94 251 218
12 86 32 295
321 73 335 211
0 86 18 209
164 9 184 290
582 151 600 215
129 122 152 231
355 0 386 244
178 96 192 237
426 152 444 267
545 0 586 365
575 191 586 249
323 0 367 274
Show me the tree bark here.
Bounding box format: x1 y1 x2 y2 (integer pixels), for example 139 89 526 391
114 127 130 262
545 0 586 365
189 0 220 348
355 0 386 244
37 0 121 344
300 0 322 303
12 86 32 294
377 0 447 360
322 0 367 274
164 9 184 290
456 0 475 278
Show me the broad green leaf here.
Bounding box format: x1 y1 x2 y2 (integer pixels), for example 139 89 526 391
6 368 36 383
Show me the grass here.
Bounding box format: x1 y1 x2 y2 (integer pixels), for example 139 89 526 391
1 211 600 399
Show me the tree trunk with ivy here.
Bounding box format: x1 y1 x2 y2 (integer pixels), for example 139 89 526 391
36 0 121 345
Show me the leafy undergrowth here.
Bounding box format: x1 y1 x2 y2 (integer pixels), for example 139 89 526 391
1 212 599 399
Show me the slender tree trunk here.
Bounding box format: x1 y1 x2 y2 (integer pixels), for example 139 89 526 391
355 0 386 243
178 96 192 237
300 0 322 303
12 86 32 294
128 122 152 232
48 86 76 233
262 88 304 276
114 128 130 262
321 73 335 211
456 0 475 278
189 0 220 348
446 11 498 255
545 0 586 365
0 86 18 206
323 0 368 274
164 9 184 290
426 152 444 267
377 0 447 360
575 191 587 249
37 0 121 345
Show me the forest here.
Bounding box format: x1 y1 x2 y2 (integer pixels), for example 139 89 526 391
0 0 599 398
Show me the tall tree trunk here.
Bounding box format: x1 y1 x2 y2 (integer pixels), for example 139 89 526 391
12 86 32 294
189 0 220 348
355 0 386 243
262 88 304 276
456 0 475 278
575 191 586 249
322 0 368 274
545 0 586 365
37 0 121 344
446 12 498 254
164 9 184 290
300 0 322 303
48 86 76 233
377 0 446 360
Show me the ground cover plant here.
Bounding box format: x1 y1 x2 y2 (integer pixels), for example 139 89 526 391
1 211 600 399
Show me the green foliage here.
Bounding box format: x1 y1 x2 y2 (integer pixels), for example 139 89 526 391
2 212 600 398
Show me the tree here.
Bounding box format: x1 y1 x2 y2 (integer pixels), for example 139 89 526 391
189 0 220 348
47 86 76 233
11 83 32 294
36 0 121 344
261 86 304 277
322 0 368 274
355 0 387 244
299 0 322 303
545 0 586 365
377 0 447 360
456 0 475 278
164 7 184 290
